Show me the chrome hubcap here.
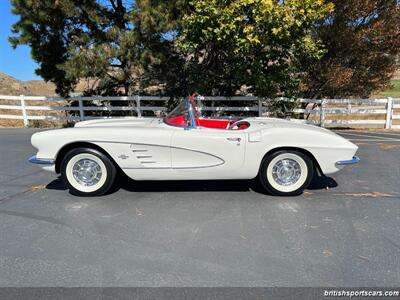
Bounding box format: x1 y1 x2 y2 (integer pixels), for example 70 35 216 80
72 159 102 186
272 158 301 186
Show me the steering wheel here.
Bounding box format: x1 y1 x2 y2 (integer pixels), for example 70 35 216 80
229 120 250 130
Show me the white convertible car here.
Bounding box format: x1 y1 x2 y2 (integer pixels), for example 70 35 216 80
29 97 359 196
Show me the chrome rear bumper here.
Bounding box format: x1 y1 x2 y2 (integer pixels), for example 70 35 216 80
28 155 55 165
335 156 360 166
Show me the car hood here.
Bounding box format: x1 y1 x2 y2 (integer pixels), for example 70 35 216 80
74 117 159 128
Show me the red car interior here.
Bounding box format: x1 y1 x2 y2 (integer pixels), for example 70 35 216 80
165 115 187 127
197 118 233 129
165 116 232 128
164 116 250 130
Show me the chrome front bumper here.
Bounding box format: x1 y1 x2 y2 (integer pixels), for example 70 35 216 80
335 156 360 166
28 155 55 165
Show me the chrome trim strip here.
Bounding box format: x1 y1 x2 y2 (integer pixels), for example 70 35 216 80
335 156 360 166
28 155 55 165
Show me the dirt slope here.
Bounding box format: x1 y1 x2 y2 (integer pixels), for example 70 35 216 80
0 72 57 96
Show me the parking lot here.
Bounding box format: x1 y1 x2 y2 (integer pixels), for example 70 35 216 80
0 128 399 287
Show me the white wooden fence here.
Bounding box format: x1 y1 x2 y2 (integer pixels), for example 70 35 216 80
0 94 399 129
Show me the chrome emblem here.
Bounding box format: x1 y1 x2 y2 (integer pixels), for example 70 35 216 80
118 154 129 159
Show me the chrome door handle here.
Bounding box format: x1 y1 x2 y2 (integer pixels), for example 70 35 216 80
227 137 241 142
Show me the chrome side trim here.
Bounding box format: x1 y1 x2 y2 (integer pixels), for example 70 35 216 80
335 156 360 166
28 155 55 165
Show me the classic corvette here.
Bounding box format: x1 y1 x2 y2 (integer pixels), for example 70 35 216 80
29 96 359 196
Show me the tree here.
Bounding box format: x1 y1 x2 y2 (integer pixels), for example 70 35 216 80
299 0 400 98
9 0 400 101
10 0 186 97
175 0 334 97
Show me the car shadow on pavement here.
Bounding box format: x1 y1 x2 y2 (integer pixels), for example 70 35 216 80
46 177 67 191
308 173 338 190
46 172 337 195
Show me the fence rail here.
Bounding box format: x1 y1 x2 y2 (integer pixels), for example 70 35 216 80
0 95 399 129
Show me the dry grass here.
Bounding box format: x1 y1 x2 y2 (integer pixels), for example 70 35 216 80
0 98 69 128
379 144 400 150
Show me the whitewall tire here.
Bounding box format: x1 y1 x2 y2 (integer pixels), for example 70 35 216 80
61 148 116 196
259 150 314 196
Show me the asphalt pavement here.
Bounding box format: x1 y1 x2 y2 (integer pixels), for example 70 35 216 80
0 128 399 287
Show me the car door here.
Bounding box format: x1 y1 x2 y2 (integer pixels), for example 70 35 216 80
171 127 246 171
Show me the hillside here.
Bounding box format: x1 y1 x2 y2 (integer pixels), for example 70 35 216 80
0 72 57 96
0 73 96 96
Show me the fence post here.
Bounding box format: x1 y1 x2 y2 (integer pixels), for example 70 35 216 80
258 98 262 117
319 99 326 127
20 94 28 127
136 95 141 117
385 97 393 129
78 99 84 121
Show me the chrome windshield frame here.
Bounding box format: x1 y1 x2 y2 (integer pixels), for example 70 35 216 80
163 98 197 130
185 99 197 130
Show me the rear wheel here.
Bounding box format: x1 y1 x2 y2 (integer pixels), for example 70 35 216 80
259 150 314 196
61 148 116 196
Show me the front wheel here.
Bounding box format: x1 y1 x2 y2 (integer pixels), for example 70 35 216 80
259 150 314 196
60 148 116 196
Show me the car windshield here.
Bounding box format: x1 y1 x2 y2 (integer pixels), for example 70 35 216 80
163 99 196 128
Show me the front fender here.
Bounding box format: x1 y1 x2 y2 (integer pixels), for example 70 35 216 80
244 126 358 176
